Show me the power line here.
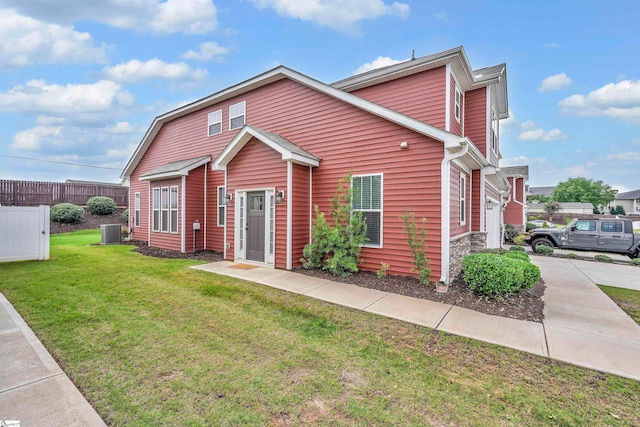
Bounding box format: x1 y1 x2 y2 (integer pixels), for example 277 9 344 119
0 154 122 171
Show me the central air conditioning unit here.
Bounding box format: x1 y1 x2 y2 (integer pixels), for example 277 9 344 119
100 224 122 245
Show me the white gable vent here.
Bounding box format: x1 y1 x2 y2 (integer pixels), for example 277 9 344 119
100 224 122 245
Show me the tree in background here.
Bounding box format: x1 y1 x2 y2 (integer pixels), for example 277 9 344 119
610 205 626 216
528 193 551 203
552 177 617 211
543 200 561 221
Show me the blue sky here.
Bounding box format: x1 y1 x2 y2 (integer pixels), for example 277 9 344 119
1 0 638 192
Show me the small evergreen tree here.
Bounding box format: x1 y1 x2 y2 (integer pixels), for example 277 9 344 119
400 210 431 285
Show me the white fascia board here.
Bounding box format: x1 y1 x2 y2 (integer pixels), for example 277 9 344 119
283 152 320 167
139 156 211 181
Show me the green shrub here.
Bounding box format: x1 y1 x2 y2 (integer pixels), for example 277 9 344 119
631 258 640 266
594 254 613 263
479 248 507 255
121 208 129 224
512 234 527 245
504 251 530 262
401 211 431 285
519 261 541 290
377 262 389 278
504 224 520 243
301 174 367 277
509 245 525 252
537 246 554 256
525 222 538 232
87 196 117 215
565 253 579 259
462 254 525 298
51 203 84 224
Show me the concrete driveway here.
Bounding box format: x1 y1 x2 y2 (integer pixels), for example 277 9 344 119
532 256 640 379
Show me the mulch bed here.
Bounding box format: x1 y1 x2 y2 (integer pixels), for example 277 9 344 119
294 268 545 323
50 209 126 234
132 243 223 262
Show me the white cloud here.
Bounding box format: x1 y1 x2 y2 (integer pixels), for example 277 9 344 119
559 79 640 123
354 56 407 75
499 108 518 133
0 79 135 126
100 59 208 84
4 0 217 34
12 126 62 150
538 73 573 92
181 41 229 61
501 155 548 166
106 122 135 134
0 9 107 69
606 152 640 161
249 0 410 31
542 42 560 48
518 120 567 142
632 138 640 146
566 165 586 175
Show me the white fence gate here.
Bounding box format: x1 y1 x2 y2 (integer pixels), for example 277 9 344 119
0 205 50 262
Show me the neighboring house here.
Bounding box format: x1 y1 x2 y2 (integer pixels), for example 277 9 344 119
612 189 640 215
122 46 511 284
528 186 555 199
528 201 594 215
502 166 528 229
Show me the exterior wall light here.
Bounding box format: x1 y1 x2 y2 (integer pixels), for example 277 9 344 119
275 190 285 205
486 199 494 210
225 193 233 205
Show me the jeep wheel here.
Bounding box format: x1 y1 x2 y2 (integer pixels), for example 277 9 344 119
532 238 554 253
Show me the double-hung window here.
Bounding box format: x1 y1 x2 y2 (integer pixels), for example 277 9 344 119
229 101 246 130
352 174 382 247
170 186 178 233
208 109 222 136
460 173 467 225
161 187 169 232
152 188 160 231
217 186 226 226
454 86 461 122
134 192 140 227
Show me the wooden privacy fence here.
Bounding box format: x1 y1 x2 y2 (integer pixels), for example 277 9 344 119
0 180 128 207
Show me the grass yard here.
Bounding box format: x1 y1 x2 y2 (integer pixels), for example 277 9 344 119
1 230 639 426
599 285 640 326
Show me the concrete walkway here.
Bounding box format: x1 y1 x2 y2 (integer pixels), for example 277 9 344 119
0 294 106 426
192 257 640 381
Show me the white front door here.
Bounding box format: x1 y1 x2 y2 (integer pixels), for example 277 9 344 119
486 201 501 248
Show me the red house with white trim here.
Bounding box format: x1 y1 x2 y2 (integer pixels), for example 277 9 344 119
122 46 513 283
502 166 529 230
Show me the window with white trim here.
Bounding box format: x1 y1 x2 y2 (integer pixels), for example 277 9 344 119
217 186 226 226
454 86 461 122
229 101 246 130
490 107 498 152
460 173 467 225
352 174 382 247
152 188 160 232
170 186 178 233
134 192 140 227
208 109 222 136
161 187 169 232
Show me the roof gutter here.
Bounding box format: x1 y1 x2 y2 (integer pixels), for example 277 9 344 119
440 139 470 284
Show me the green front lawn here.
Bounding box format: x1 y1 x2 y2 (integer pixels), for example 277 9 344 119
599 285 640 326
1 230 639 426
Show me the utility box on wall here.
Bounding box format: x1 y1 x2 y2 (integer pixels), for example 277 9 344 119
100 224 121 245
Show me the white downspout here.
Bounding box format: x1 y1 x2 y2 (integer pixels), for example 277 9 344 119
499 189 511 247
440 139 470 284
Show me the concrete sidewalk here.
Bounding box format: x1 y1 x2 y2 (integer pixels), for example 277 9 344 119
192 258 640 381
0 294 106 426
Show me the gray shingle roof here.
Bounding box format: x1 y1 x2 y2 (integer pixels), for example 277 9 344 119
528 186 555 197
140 155 210 179
501 165 529 178
615 189 640 200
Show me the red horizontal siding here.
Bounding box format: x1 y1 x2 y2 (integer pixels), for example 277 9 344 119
471 170 482 232
504 177 525 226
350 66 447 130
185 166 206 252
132 77 445 280
464 87 487 157
291 164 311 269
